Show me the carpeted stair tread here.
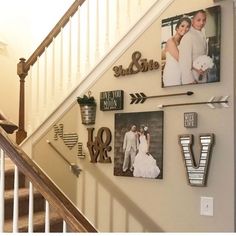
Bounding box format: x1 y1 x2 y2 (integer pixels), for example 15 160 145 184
4 158 15 171
4 210 63 232
4 187 41 201
4 188 45 220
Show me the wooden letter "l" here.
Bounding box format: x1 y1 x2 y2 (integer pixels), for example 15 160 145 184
178 134 214 186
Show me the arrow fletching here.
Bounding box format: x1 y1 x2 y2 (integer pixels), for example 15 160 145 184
207 97 216 109
220 96 229 108
140 92 147 103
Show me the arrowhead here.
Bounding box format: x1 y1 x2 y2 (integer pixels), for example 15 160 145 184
71 164 82 177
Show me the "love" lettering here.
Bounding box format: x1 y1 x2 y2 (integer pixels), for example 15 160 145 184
87 127 112 163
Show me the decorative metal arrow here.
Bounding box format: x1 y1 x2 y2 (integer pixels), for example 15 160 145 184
47 140 82 177
130 91 194 104
158 96 229 109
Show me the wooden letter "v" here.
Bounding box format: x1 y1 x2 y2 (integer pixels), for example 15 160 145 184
178 134 214 187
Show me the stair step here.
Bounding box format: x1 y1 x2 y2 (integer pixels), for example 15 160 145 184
5 188 45 220
4 210 63 232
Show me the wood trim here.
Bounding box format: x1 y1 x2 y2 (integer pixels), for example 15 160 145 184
24 0 86 72
0 127 97 232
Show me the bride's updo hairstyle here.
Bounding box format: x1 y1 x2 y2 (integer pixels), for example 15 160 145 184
140 125 149 140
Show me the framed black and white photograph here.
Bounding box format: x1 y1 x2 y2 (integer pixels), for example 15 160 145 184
114 111 163 179
161 6 221 87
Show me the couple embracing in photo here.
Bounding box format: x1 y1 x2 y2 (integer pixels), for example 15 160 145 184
122 124 160 179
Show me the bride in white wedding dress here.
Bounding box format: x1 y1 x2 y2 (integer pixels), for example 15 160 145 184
133 126 160 179
162 16 191 87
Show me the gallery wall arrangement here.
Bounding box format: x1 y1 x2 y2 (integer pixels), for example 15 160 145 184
47 3 228 190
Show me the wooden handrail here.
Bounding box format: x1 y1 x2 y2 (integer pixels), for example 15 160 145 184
24 0 86 73
0 126 97 232
0 111 18 134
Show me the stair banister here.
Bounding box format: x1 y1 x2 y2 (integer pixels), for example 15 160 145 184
16 0 86 144
0 126 97 232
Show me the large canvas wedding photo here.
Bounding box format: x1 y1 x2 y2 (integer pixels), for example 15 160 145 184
161 6 221 87
114 111 163 179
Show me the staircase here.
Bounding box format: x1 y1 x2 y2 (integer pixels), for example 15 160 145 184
0 121 97 233
3 158 63 232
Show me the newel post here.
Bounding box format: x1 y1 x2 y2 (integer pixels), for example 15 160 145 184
16 58 28 144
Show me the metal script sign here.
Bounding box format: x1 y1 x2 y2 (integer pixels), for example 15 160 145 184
113 51 160 77
100 90 124 111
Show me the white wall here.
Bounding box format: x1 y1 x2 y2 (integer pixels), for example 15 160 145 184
32 0 235 232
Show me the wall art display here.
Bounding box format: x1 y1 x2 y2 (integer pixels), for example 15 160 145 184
184 112 198 128
100 90 124 111
53 123 85 159
130 91 193 104
179 134 214 186
158 95 229 109
87 127 112 163
113 51 160 77
114 111 163 179
161 6 221 87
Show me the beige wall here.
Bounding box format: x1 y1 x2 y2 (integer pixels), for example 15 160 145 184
0 0 74 124
33 0 235 232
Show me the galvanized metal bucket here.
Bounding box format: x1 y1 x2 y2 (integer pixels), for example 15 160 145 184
80 104 96 125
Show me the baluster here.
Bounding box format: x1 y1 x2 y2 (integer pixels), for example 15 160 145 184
60 28 64 95
51 38 55 102
116 0 120 39
0 149 5 232
126 0 131 25
105 0 110 50
86 0 90 70
13 165 19 233
27 69 33 134
63 220 67 233
35 57 40 128
28 182 34 233
95 0 100 60
67 17 72 90
77 7 81 79
45 200 50 233
43 48 48 118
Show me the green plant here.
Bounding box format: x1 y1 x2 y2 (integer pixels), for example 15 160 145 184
77 93 96 105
